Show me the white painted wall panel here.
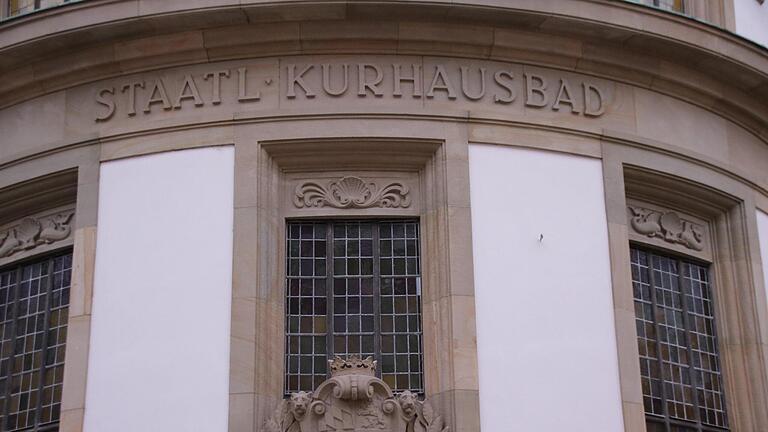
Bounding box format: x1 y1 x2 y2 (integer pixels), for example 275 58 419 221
757 211 768 320
469 144 624 432
84 147 234 432
734 0 768 47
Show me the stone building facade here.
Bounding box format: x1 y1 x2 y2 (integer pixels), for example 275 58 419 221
0 1 768 432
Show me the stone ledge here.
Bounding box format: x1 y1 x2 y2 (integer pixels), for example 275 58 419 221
0 2 766 148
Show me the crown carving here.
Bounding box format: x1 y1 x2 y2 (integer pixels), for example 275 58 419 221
328 355 377 376
260 353 449 432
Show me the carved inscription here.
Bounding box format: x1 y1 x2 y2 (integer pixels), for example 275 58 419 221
95 61 608 121
0 211 75 258
294 177 411 209
628 206 705 251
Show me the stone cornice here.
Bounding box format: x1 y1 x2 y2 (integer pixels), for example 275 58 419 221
0 0 767 143
2 0 767 67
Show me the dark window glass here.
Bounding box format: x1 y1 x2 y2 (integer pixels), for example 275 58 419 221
7 0 79 18
631 247 728 432
285 221 423 394
633 0 686 14
0 252 72 432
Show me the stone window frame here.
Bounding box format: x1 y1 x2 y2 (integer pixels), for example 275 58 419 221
0 171 77 430
229 133 479 432
0 165 98 432
602 142 768 432
0 144 100 432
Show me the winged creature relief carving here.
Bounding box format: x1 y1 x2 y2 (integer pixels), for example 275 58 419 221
0 211 74 258
628 206 704 251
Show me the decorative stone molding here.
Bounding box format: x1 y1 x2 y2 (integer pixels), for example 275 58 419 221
627 206 704 251
294 176 411 209
0 211 75 258
260 356 449 432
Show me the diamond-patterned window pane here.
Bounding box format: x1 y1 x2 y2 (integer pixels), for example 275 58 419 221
630 247 728 432
285 221 423 395
0 252 72 432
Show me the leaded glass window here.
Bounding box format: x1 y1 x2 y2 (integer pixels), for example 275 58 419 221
285 221 423 395
0 252 72 432
630 247 728 432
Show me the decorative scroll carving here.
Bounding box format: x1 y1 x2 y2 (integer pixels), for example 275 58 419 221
628 206 704 251
0 211 74 258
294 176 411 209
261 355 449 432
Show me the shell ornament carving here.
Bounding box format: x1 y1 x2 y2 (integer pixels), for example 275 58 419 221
0 211 74 258
295 176 411 209
628 206 704 251
260 356 449 432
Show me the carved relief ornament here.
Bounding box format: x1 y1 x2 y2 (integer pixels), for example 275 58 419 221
261 355 449 432
294 176 411 209
628 206 704 251
0 211 75 258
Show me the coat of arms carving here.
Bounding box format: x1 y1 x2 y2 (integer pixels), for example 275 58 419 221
261 356 449 432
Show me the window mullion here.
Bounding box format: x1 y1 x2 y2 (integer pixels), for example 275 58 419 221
704 265 728 429
325 222 334 370
372 223 382 378
677 259 704 431
2 266 23 428
646 252 673 432
32 258 56 431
